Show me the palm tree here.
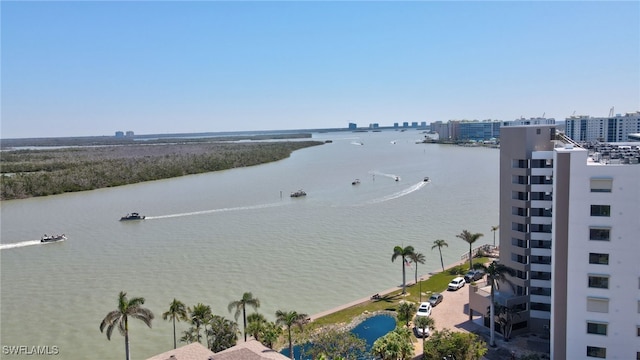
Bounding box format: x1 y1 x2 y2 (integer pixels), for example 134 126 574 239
493 303 521 341
162 298 188 349
456 230 483 270
414 315 434 351
431 239 448 272
189 303 212 344
391 245 415 294
246 313 267 341
206 315 240 352
228 292 260 342
409 252 426 285
473 260 516 347
99 291 154 360
397 301 417 326
491 225 499 247
275 310 308 359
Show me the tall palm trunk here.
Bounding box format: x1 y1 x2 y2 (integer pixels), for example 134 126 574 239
489 278 496 347
124 317 130 360
401 256 407 294
242 307 247 341
287 327 293 359
172 317 177 349
438 248 444 271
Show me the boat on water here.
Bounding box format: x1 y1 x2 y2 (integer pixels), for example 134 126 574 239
395 176 400 181
120 212 146 221
424 177 430 182
352 179 360 185
41 234 66 243
290 190 307 198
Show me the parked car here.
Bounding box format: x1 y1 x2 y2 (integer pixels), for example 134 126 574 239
464 269 485 283
415 302 432 317
414 325 430 338
447 277 465 291
428 293 443 307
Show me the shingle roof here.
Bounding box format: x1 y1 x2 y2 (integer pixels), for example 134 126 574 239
210 340 290 360
145 342 215 360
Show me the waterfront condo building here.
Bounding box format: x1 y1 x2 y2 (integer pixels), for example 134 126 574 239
470 120 640 359
551 143 640 359
496 122 557 334
565 111 640 143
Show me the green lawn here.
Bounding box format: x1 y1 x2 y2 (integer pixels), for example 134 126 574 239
308 258 489 329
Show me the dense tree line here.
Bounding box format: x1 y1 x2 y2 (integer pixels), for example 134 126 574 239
1 141 322 200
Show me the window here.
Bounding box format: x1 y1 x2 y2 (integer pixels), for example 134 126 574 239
587 346 606 358
589 253 609 265
587 322 607 335
589 275 609 289
587 298 609 313
590 178 613 192
590 228 611 241
591 205 611 217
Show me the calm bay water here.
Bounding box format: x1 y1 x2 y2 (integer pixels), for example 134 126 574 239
0 130 499 359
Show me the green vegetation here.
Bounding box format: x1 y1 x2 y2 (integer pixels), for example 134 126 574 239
276 310 309 359
99 291 155 360
371 327 414 360
162 298 188 349
473 260 516 347
422 328 487 360
391 245 415 294
0 140 323 200
456 230 484 270
228 292 261 342
306 328 367 360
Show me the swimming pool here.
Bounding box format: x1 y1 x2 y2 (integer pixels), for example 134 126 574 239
281 313 397 359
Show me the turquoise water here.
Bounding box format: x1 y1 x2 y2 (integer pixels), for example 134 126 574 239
1 130 499 359
282 314 397 359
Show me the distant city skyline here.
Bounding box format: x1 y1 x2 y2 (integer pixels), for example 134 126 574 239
1 1 639 139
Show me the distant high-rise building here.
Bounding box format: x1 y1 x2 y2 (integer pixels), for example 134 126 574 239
458 120 503 141
115 131 124 137
565 111 640 143
348 123 357 130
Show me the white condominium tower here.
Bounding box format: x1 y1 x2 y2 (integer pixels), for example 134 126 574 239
551 143 640 360
494 122 640 359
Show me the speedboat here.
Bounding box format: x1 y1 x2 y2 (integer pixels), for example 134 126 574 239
120 212 146 221
424 177 430 182
352 179 360 185
290 190 307 198
395 176 399 181
41 234 66 243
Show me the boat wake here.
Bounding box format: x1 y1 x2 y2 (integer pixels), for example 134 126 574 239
146 202 287 220
366 181 428 204
0 239 59 250
369 171 400 181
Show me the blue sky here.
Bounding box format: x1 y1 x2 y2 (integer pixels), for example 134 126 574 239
1 1 639 138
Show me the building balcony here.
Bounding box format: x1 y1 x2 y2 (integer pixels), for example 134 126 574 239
530 248 551 257
531 216 553 225
530 279 551 289
530 263 551 272
530 232 552 241
531 167 553 176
